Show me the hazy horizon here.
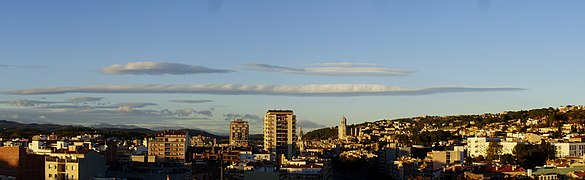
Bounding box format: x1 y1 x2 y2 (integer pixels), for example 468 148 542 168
2 0 584 134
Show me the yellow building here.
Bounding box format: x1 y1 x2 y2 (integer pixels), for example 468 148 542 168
148 131 190 162
230 119 250 147
45 150 106 180
263 110 297 159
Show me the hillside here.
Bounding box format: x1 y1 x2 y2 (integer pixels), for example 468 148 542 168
304 105 585 140
0 120 225 140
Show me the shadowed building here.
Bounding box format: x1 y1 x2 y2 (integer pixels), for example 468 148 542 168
45 149 106 180
0 147 45 180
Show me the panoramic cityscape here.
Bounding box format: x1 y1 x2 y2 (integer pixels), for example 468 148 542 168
2 0 585 180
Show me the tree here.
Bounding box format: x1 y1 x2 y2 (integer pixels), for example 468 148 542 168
395 134 410 145
486 141 503 164
540 140 557 161
474 155 485 163
464 156 473 165
513 144 548 169
500 154 515 165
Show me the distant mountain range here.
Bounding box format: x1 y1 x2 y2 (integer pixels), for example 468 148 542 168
0 120 227 139
89 123 144 129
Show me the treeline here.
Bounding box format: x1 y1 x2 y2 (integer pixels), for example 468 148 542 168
395 130 454 146
304 127 337 140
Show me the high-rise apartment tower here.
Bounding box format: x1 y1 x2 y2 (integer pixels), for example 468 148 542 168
263 110 297 159
229 119 249 147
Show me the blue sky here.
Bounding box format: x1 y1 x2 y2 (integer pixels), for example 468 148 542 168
1 0 584 134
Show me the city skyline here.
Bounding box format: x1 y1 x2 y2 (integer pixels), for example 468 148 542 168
2 1 585 134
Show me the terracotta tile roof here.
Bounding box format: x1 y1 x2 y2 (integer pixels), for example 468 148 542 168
573 171 585 178
478 165 525 173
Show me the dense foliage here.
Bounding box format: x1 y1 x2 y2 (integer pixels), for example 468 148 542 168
304 127 337 140
513 141 556 169
486 140 503 164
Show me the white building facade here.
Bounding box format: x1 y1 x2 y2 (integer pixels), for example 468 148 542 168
553 142 585 157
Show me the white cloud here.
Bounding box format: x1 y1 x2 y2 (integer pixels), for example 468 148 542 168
176 108 195 116
117 105 135 113
6 84 526 97
298 120 326 129
169 99 214 104
0 99 55 107
102 62 235 75
223 113 261 121
245 62 414 76
197 109 213 117
115 102 157 108
313 62 379 67
68 97 104 103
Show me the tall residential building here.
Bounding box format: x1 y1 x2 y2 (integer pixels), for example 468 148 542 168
230 119 250 147
148 131 190 162
339 116 347 140
263 110 297 159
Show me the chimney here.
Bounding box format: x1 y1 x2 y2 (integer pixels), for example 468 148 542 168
512 166 516 171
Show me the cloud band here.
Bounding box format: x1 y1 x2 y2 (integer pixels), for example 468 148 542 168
102 62 235 75
6 84 526 96
245 62 414 76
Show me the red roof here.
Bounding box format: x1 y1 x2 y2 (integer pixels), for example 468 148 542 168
442 165 475 173
573 171 585 178
51 149 94 154
479 165 525 173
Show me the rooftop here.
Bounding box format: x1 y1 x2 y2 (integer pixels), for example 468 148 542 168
267 110 293 113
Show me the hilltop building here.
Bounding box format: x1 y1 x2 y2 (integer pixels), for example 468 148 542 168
339 116 347 140
298 127 305 152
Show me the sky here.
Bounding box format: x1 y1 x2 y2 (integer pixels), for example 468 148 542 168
1 0 585 134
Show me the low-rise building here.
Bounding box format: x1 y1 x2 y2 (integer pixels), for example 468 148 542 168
466 137 500 157
45 150 106 180
553 142 585 157
426 150 464 171
147 131 190 162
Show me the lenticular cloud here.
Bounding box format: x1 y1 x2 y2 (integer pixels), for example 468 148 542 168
102 62 235 75
6 84 525 97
